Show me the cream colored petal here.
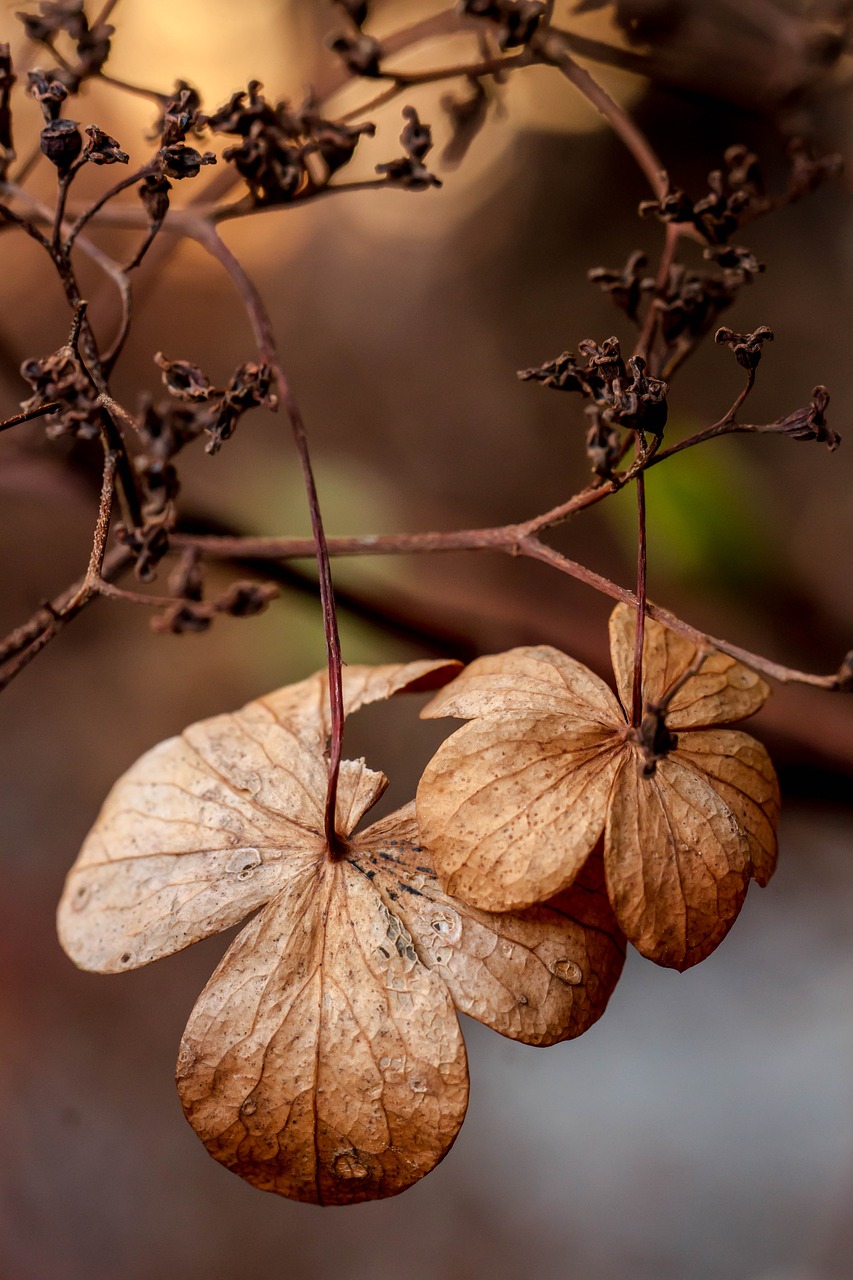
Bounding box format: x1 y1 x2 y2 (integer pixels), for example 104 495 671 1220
177 860 468 1205
355 805 624 1046
334 757 389 837
674 729 780 886
605 752 752 970
182 709 328 830
57 734 320 972
417 714 621 913
257 659 462 752
420 646 623 727
608 602 770 727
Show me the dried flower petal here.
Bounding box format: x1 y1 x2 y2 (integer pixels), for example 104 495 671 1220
604 754 751 968
418 606 778 971
58 660 624 1201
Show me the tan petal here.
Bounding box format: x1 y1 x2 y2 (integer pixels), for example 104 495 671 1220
355 806 625 1045
608 602 770 727
184 706 384 837
605 751 752 970
177 859 469 1205
421 646 623 727
417 714 621 912
259 659 462 752
57 734 320 972
674 729 780 886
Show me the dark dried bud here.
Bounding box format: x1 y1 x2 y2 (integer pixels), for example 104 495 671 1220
139 172 171 222
461 0 546 49
205 361 275 454
137 456 180 516
155 352 217 402
159 143 216 180
160 86 202 146
724 144 764 196
83 124 128 165
115 521 170 582
639 186 694 225
579 335 626 386
770 386 839 451
329 31 381 77
312 117 375 177
617 354 668 434
786 137 843 201
585 406 623 478
518 351 586 393
715 324 773 370
40 117 82 173
19 342 98 438
375 154 441 190
588 251 647 322
213 580 278 618
703 244 764 279
151 600 212 635
28 68 67 122
400 105 432 160
17 1 86 43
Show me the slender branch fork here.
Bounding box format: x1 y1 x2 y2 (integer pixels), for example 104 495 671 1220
0 6 849 722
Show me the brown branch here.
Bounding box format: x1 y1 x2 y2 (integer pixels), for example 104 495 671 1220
0 401 62 433
0 545 133 691
532 30 667 200
518 538 845 690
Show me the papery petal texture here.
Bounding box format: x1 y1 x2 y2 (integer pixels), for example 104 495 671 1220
604 753 752 970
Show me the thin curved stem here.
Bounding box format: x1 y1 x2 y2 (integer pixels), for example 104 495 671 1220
189 221 346 856
631 470 647 725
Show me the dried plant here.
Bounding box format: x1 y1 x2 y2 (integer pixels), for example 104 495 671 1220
1 0 851 1206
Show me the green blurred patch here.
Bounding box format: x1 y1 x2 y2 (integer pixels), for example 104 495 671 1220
604 432 778 598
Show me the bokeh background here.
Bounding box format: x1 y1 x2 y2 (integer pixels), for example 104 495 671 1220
1 2 853 1277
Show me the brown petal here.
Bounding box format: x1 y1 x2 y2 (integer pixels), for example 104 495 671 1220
421 646 624 727
57 734 320 972
608 602 770 727
674 729 780 886
605 751 752 970
417 714 621 912
354 806 625 1046
177 860 469 1205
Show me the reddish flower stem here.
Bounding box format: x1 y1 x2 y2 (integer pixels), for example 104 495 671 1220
631 470 648 726
190 223 346 857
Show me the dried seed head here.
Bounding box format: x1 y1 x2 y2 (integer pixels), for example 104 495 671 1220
329 31 381 77
139 172 171 223
28 68 67 122
715 324 774 370
159 143 216 180
155 353 217 402
769 386 839 451
83 124 128 165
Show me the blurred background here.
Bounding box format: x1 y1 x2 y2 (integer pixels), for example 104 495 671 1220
1 2 853 1277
